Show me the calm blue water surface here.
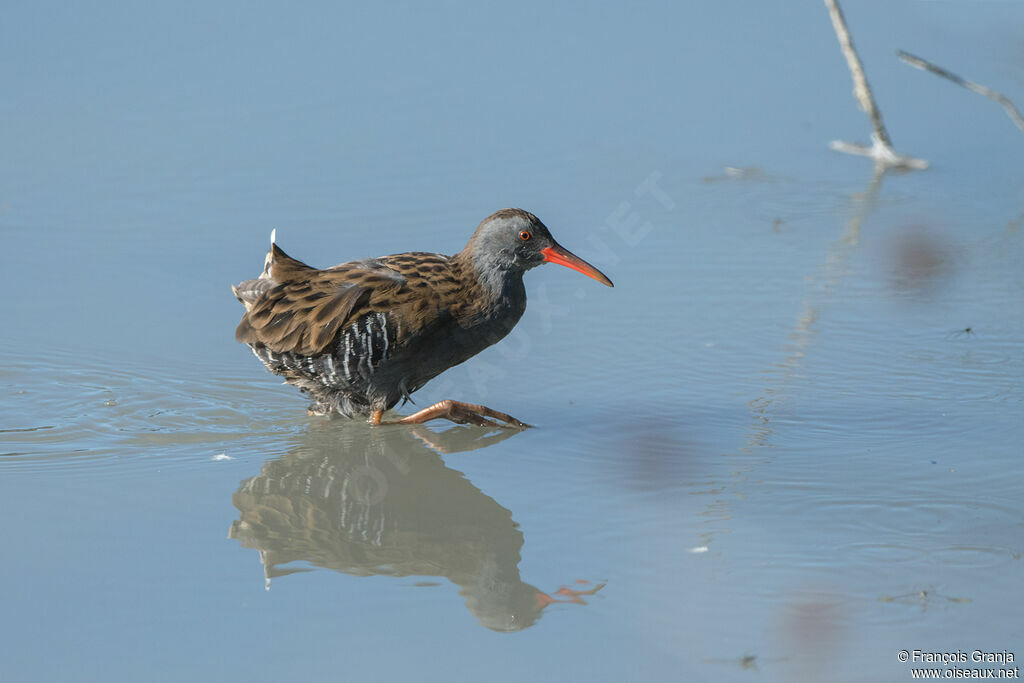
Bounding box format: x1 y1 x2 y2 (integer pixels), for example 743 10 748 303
2 2 1022 681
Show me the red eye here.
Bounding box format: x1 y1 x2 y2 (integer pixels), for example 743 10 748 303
519 231 532 241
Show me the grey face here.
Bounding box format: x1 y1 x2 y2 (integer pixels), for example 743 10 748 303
468 208 614 287
471 209 555 272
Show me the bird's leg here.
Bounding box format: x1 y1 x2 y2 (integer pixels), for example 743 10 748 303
368 400 532 429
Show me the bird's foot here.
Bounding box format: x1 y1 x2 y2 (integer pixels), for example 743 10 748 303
407 424 521 454
535 580 606 608
369 400 532 429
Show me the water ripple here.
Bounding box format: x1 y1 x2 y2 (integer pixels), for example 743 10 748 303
0 350 301 473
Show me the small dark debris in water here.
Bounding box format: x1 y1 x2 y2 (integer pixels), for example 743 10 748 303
772 217 784 233
945 326 975 340
411 581 441 587
705 652 788 671
878 587 971 612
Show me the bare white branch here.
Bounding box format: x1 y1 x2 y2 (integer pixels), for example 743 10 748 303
824 0 928 170
825 0 892 147
898 50 1024 134
828 135 929 170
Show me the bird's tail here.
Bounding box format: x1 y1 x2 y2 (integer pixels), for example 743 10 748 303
232 229 316 310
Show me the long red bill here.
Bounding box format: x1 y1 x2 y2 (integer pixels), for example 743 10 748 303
540 245 614 287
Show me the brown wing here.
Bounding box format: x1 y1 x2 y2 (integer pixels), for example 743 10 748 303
234 244 409 357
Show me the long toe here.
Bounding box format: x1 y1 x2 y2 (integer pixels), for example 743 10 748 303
464 403 532 429
450 405 503 428
486 410 532 429
388 399 531 429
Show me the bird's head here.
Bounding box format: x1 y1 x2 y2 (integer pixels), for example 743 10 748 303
465 208 613 287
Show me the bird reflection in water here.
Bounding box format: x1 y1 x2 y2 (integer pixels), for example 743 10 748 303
228 423 603 631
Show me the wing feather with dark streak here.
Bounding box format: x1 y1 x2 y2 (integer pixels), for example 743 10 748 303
234 245 473 360
235 245 401 356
